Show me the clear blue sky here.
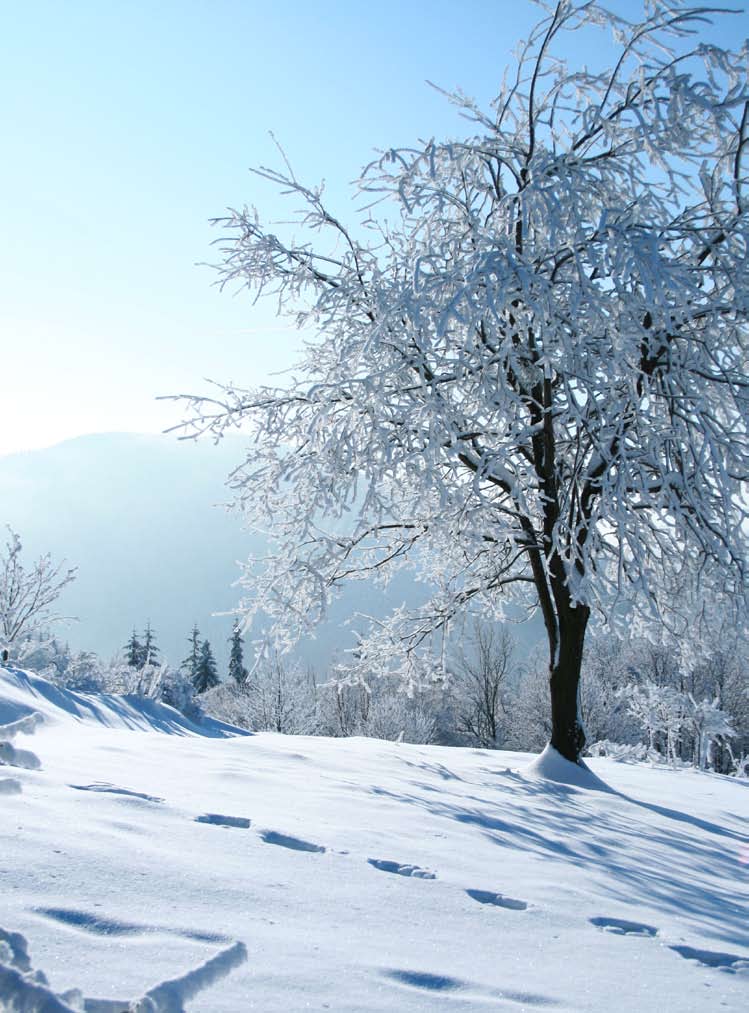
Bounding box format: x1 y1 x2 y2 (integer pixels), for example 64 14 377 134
1 1 745 454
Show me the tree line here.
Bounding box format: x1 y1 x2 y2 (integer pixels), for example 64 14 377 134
2 525 746 775
122 622 247 694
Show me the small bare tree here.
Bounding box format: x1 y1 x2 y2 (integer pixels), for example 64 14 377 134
452 623 513 748
0 527 76 649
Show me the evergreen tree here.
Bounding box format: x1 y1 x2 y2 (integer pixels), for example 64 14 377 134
142 621 159 668
194 639 219 694
124 628 143 669
181 625 201 683
228 624 248 685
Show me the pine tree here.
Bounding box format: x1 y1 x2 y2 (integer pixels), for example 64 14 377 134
142 621 159 668
194 639 219 694
228 624 248 686
124 629 143 669
181 625 201 683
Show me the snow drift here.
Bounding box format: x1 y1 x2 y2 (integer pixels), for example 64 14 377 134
1 667 747 1011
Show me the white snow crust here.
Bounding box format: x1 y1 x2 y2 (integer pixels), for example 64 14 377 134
1 665 747 1012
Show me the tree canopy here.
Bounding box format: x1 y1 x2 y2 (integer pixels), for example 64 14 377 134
177 0 749 762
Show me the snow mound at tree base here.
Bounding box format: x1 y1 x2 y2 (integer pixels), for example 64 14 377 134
525 743 612 791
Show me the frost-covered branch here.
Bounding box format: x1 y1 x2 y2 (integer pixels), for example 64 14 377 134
0 528 77 647
173 1 749 762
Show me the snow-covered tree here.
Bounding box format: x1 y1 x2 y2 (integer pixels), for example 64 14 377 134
228 624 248 685
686 694 734 770
504 652 553 752
621 680 688 762
0 528 76 649
175 1 749 763
181 625 201 683
451 622 513 748
124 628 143 669
247 652 319 734
579 633 641 746
142 621 159 668
194 639 219 694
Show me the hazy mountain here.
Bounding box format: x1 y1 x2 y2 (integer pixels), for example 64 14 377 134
0 433 425 672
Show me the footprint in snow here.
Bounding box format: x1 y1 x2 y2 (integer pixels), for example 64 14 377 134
195 813 251 829
669 944 749 973
69 782 163 803
368 859 436 879
466 888 527 910
590 917 658 937
384 969 557 1006
33 907 227 943
259 830 326 853
386 970 462 992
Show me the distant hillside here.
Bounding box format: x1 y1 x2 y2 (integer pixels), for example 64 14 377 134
0 432 442 673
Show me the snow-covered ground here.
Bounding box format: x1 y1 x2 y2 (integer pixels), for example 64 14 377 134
1 666 747 1012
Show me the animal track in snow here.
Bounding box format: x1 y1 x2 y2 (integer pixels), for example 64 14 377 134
368 859 436 879
259 830 326 853
69 782 163 803
669 944 749 972
590 917 658 937
466 888 527 910
195 813 251 829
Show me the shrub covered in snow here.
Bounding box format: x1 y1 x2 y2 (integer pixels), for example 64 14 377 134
586 741 650 763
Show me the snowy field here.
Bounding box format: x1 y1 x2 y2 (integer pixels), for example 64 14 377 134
1 666 748 1012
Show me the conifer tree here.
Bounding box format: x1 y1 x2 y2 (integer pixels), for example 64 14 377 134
194 639 219 694
181 625 201 683
142 621 159 668
228 624 248 686
124 629 143 669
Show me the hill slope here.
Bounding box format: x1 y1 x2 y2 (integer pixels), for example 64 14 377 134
1 667 747 1011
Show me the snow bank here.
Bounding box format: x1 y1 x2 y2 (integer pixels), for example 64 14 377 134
0 740 41 771
0 697 43 795
525 743 612 791
0 712 44 739
0 667 246 739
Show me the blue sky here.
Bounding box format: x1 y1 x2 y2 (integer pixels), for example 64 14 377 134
1 0 746 454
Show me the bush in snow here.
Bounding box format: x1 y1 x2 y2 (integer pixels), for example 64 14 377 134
619 680 735 770
200 681 254 730
245 653 320 735
200 654 319 734
586 741 650 763
316 674 441 744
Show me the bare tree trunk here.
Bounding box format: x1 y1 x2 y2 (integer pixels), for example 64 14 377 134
549 602 590 763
